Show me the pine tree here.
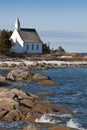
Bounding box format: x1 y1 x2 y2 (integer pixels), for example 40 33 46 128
42 43 50 53
0 30 12 53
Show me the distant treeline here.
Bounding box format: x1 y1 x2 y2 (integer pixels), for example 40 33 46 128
0 30 12 53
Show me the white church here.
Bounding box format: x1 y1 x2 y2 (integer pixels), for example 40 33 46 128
10 18 43 53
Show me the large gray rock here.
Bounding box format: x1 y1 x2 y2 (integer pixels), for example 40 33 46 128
0 75 6 82
22 124 39 130
0 87 69 122
6 70 50 82
32 73 50 81
6 70 34 81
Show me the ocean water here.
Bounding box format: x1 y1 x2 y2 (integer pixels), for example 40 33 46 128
0 67 87 130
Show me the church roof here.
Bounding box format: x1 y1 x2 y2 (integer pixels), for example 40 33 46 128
19 28 42 43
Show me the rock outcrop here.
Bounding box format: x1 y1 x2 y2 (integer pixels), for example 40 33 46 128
0 87 68 122
22 124 75 130
0 75 6 82
6 70 56 86
48 126 72 130
22 124 40 130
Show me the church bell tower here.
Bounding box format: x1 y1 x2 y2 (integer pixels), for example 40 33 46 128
14 18 20 31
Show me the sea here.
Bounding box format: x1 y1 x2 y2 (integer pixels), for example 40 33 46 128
0 67 87 130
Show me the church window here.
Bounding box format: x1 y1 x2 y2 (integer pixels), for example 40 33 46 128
32 44 34 50
37 44 39 50
27 44 29 50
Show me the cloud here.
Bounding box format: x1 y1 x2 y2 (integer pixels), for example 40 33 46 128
39 30 87 38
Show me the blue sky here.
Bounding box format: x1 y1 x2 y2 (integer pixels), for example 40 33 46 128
0 0 87 52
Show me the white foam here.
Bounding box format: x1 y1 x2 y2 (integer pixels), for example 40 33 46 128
46 113 72 118
67 119 87 130
35 114 61 124
58 114 72 118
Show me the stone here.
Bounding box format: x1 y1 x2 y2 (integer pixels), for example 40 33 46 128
32 73 50 81
15 71 34 81
6 70 20 81
24 112 40 122
0 98 19 111
33 102 52 114
6 70 34 81
3 109 22 121
22 124 39 130
0 75 6 82
6 70 56 86
0 109 8 120
20 98 34 108
0 63 8 67
37 79 56 86
48 126 71 130
0 87 69 124
8 63 16 68
9 88 30 99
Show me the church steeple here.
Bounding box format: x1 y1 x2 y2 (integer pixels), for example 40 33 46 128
14 18 20 31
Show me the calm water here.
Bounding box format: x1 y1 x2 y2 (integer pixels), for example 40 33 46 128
0 67 87 129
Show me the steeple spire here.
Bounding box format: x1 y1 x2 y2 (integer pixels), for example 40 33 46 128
14 18 20 31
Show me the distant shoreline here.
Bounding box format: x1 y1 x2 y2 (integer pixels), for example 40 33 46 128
0 51 87 70
0 60 87 70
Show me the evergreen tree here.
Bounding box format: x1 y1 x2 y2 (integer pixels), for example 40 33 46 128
0 30 12 53
58 46 65 52
42 43 50 53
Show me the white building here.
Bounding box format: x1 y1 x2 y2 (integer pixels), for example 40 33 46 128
10 18 43 53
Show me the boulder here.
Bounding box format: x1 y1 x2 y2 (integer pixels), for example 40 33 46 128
6 70 20 81
37 79 56 86
0 63 8 67
0 87 69 123
22 124 39 130
6 70 34 81
0 109 8 120
48 126 71 130
0 98 19 111
20 98 34 108
6 70 56 86
0 75 11 87
33 102 52 114
3 109 22 121
0 75 6 82
8 63 16 68
24 112 40 122
32 73 50 81
17 62 27 69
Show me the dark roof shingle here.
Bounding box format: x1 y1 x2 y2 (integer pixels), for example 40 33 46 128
19 28 42 43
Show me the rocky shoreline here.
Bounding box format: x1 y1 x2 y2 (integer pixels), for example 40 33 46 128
0 69 79 130
0 69 56 86
0 87 77 130
0 54 85 130
0 60 87 71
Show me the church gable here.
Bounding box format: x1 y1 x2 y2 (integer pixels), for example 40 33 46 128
10 18 43 54
10 29 24 47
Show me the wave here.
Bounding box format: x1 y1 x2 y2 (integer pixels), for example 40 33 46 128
67 119 87 130
35 113 72 124
35 114 87 130
35 114 61 124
